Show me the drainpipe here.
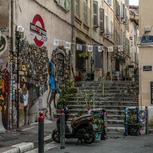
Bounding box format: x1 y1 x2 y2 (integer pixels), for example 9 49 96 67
71 0 75 78
10 0 16 129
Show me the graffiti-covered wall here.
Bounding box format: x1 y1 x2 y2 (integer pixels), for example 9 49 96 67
0 0 10 129
14 0 72 123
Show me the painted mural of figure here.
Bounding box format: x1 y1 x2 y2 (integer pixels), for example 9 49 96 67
22 83 29 125
47 59 56 120
0 67 6 129
1 64 10 129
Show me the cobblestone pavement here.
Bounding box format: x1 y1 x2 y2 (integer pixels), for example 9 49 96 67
0 120 56 152
46 135 153 153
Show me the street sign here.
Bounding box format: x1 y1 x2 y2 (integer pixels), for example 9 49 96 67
143 65 152 71
141 35 153 44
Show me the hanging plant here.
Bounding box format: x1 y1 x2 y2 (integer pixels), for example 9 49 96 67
79 52 91 59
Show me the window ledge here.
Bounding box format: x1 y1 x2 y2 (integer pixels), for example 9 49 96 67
74 16 82 25
83 23 89 31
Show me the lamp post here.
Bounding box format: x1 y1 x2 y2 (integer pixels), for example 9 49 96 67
16 26 24 128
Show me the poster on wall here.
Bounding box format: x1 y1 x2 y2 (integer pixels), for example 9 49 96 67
30 14 47 47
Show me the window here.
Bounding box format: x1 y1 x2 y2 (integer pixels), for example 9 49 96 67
110 20 113 38
93 1 98 28
83 0 88 25
105 0 112 6
99 8 104 33
105 15 109 34
54 0 71 12
75 0 80 17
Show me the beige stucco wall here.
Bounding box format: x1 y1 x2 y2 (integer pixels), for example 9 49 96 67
14 0 72 119
16 0 72 58
139 48 153 107
139 0 153 107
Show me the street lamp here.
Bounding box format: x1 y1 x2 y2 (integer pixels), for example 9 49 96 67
16 25 24 128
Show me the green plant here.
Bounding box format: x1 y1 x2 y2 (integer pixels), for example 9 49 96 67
83 90 94 111
93 117 104 132
79 52 91 59
128 110 143 135
57 80 77 109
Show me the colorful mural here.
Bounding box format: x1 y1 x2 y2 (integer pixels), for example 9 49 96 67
47 46 71 118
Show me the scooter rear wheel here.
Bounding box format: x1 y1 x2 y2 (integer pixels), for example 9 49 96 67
52 129 60 143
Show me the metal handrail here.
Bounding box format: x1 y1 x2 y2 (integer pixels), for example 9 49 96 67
101 74 106 97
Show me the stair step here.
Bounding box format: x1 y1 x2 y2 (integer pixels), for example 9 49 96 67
67 81 138 138
107 127 124 132
107 119 124 124
67 102 138 106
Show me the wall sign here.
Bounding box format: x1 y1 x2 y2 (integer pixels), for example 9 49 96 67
143 65 152 71
30 14 47 47
141 35 153 44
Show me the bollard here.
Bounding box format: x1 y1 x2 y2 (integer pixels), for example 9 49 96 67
38 112 44 153
60 109 65 149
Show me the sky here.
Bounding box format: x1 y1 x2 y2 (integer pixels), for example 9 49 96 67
129 0 139 5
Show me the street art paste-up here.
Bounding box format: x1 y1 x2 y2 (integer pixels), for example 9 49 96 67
30 14 47 47
47 47 71 118
0 34 7 55
19 41 48 108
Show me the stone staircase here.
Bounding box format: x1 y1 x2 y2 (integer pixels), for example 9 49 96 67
67 81 139 138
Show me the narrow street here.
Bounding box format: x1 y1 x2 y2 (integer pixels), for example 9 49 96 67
47 135 153 153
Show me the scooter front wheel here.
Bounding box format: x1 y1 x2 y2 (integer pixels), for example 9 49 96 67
84 131 95 144
52 129 60 143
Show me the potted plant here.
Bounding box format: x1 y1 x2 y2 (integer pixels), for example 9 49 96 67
93 117 102 141
57 80 77 109
128 110 142 136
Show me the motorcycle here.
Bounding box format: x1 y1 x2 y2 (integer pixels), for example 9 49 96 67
52 109 95 144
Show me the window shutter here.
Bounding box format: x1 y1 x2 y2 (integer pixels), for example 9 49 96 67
75 0 80 17
106 15 109 34
65 0 71 11
83 0 88 25
99 8 104 33
59 0 65 8
93 1 98 28
120 2 124 19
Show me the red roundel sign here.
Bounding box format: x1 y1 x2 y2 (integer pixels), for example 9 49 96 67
30 14 47 47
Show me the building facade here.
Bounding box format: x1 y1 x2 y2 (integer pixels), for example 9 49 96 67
129 5 139 68
139 0 153 125
0 0 72 128
0 0 136 129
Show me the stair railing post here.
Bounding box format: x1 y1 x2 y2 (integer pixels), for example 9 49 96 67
60 109 65 149
124 107 128 136
136 107 139 123
102 82 104 97
145 106 148 135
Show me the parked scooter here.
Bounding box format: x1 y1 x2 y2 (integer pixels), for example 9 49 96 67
52 108 95 144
